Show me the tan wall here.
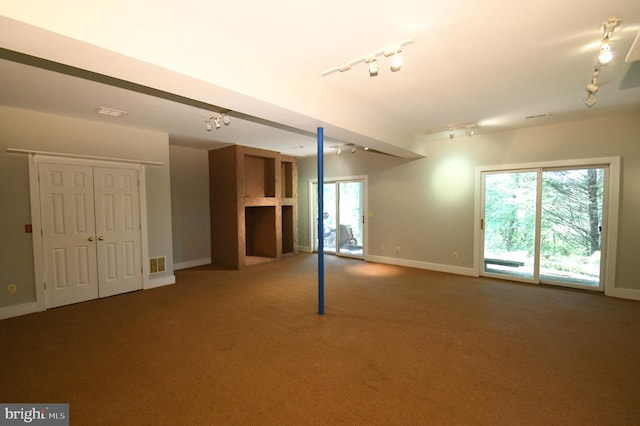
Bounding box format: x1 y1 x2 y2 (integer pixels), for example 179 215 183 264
169 144 211 266
298 111 640 291
0 106 173 309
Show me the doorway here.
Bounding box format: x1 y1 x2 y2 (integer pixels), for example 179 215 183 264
311 177 366 258
36 158 143 308
480 162 613 291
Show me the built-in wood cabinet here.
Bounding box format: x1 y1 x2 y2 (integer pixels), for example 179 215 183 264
209 145 297 269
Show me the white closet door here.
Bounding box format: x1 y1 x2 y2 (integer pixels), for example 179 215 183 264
93 167 143 297
40 163 99 308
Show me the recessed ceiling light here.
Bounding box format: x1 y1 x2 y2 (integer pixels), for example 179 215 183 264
96 107 127 117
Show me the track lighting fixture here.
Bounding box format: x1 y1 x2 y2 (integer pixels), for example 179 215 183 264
331 144 368 155
582 17 621 108
598 17 622 65
204 113 231 131
425 123 479 139
321 38 414 77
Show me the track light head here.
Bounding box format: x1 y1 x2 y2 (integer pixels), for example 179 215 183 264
204 118 212 131
213 116 221 129
390 52 403 72
351 146 357 154
368 59 378 77
222 114 231 125
336 148 341 155
584 92 596 107
598 40 613 64
466 127 475 136
449 131 455 139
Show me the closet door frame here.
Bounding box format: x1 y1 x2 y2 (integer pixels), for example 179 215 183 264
29 154 150 311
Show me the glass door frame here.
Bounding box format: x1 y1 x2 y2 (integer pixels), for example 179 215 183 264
309 175 368 260
475 157 620 294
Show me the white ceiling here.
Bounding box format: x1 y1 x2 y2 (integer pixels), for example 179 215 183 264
1 1 640 158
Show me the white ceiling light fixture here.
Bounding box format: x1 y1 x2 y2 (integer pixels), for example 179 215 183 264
367 58 379 77
204 113 231 131
321 38 414 77
389 51 403 72
599 17 622 65
583 18 621 108
598 40 613 65
426 123 479 140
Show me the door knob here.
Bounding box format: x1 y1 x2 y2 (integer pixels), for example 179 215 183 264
98 236 104 241
88 236 95 242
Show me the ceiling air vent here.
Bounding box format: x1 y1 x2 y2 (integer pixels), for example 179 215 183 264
96 107 127 117
524 113 551 120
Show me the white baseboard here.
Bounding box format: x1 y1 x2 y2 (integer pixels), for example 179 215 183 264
173 257 211 271
0 302 38 320
145 274 176 290
298 245 312 253
365 254 477 277
606 286 640 301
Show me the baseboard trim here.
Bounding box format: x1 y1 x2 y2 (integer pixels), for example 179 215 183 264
365 255 477 277
173 257 211 271
298 245 312 253
145 274 176 290
0 302 38 320
606 286 640 301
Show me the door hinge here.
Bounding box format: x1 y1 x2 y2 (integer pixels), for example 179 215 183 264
44 282 47 290
480 218 485 230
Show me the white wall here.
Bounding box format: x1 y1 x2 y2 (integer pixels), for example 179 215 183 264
169 144 211 269
0 106 174 310
298 112 640 294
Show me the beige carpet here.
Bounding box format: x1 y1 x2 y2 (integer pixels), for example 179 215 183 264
1 253 639 425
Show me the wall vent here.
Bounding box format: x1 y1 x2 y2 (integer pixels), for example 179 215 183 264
149 256 166 274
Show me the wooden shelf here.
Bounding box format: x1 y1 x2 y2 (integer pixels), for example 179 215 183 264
209 145 297 269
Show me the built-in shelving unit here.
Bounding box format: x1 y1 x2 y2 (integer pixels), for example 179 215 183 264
209 145 297 269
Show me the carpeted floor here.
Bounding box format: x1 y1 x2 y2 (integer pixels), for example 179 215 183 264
1 253 639 425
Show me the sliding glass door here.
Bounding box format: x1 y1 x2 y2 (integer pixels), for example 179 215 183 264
481 166 607 291
312 179 364 258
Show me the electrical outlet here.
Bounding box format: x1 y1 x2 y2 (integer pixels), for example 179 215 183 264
395 246 401 254
7 284 17 295
452 252 458 259
380 244 385 251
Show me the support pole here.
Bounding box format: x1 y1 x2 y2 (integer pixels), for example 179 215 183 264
317 127 325 315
